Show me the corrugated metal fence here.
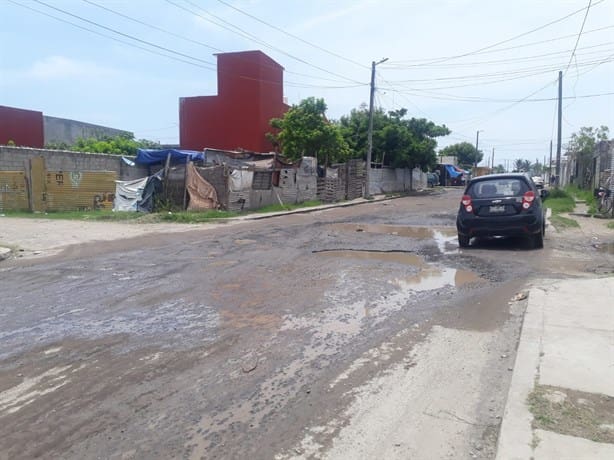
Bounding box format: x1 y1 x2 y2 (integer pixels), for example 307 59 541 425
0 156 116 212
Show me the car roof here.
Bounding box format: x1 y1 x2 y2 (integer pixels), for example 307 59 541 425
468 173 531 184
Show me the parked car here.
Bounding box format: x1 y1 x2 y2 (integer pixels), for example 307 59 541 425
456 173 546 249
531 175 544 189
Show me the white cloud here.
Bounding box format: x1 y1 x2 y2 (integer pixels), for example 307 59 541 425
25 56 120 80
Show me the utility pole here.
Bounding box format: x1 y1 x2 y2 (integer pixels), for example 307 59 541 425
365 57 388 198
556 71 562 187
474 130 482 169
491 148 495 171
549 140 553 184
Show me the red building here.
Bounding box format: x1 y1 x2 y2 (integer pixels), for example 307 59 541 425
179 50 288 152
0 105 44 148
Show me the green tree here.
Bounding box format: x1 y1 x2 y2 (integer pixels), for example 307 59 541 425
46 134 161 155
268 97 350 166
439 142 483 169
513 159 531 172
565 126 609 188
493 164 506 173
339 107 449 171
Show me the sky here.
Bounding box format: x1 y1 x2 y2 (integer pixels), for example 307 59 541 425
1 0 613 167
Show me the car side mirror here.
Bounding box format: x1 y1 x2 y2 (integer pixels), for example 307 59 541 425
540 189 549 200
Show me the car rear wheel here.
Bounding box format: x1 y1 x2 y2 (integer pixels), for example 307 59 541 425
531 230 544 249
458 234 470 248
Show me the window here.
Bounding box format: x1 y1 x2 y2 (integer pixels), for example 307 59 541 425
252 171 272 190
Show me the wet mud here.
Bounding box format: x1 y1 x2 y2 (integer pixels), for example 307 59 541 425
1 190 591 459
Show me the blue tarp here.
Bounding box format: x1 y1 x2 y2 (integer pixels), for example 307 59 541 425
445 164 463 178
135 149 205 165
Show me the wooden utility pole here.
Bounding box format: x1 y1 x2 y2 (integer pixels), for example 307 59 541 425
556 71 562 187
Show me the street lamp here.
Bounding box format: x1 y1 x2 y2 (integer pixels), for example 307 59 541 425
365 57 388 198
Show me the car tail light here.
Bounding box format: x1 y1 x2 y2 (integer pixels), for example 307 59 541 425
461 195 473 213
522 191 535 210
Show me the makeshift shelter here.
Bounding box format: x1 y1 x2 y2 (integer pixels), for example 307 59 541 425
185 162 220 210
114 173 162 212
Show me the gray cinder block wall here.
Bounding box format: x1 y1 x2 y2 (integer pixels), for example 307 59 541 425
0 146 148 180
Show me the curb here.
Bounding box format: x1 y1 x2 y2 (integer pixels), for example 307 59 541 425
233 190 437 221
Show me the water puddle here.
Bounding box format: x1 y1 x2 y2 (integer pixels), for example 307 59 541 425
316 249 425 267
316 249 482 292
331 223 455 239
391 267 483 292
330 223 458 254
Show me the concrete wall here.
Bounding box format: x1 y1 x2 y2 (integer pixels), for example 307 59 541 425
369 167 427 195
0 146 148 180
43 116 133 146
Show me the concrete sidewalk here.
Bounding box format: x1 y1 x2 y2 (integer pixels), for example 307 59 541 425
496 277 614 459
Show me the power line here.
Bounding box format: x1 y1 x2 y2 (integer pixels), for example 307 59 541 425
379 55 614 91
449 78 559 127
388 23 614 67
81 0 221 53
379 88 614 103
80 0 357 86
8 0 217 71
32 0 217 68
387 0 606 67
214 0 368 70
13 0 360 91
383 53 614 84
165 0 365 85
565 0 593 74
384 42 614 70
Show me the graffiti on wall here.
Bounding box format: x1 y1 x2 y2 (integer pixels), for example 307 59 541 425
44 170 117 211
0 171 29 211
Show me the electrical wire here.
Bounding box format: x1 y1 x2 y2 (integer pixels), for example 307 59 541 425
214 0 368 70
379 55 614 92
80 0 359 86
8 0 217 71
32 0 218 67
384 42 614 70
448 78 559 127
165 0 365 85
13 0 362 91
383 53 614 84
81 0 221 53
565 0 593 74
393 0 605 66
387 23 614 66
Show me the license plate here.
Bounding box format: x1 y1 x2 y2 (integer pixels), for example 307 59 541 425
490 205 505 213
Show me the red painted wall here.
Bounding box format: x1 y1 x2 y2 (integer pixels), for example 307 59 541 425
0 105 44 148
180 51 288 152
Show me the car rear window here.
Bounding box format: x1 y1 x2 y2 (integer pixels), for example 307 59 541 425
469 178 529 198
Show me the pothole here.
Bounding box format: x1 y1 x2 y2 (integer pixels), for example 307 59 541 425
314 249 483 292
329 223 458 254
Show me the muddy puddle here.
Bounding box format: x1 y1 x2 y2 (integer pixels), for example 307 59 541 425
330 223 458 254
316 249 483 292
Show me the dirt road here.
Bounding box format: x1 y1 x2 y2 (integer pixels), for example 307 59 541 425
1 190 612 459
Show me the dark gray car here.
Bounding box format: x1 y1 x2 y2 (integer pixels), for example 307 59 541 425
456 173 546 249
